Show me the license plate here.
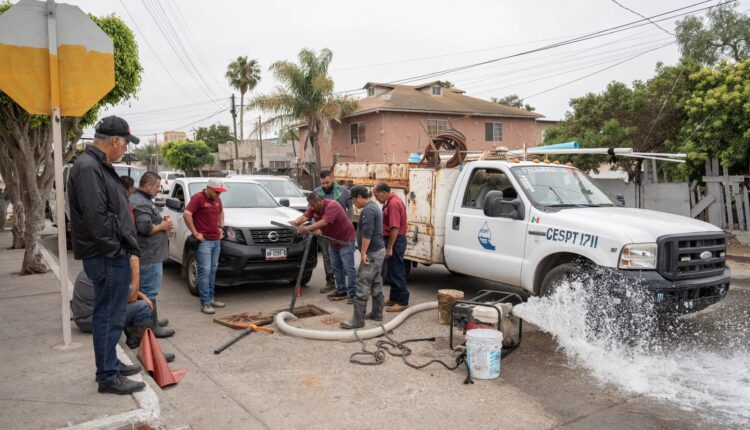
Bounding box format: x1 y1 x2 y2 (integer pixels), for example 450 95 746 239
266 248 287 260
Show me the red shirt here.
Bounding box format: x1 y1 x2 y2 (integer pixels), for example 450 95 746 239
186 190 224 240
303 199 355 249
382 194 407 236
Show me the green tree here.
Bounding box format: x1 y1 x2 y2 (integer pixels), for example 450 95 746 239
439 80 455 88
134 141 161 171
250 48 357 184
543 62 694 182
161 140 214 176
0 3 142 274
194 123 233 152
675 1 750 65
225 56 260 151
676 59 750 175
491 94 535 111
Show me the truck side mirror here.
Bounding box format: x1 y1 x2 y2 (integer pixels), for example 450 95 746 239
165 197 184 212
279 198 290 207
616 194 625 206
154 197 166 208
484 191 524 220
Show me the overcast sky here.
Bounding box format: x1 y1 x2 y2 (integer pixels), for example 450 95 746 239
46 0 747 141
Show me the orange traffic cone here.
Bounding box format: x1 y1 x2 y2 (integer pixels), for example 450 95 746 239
137 328 187 388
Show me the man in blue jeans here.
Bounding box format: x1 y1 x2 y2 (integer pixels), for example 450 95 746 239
374 182 410 312
129 172 175 337
184 178 227 314
291 193 356 302
68 116 145 395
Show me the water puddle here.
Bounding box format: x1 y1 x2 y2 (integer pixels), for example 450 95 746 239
513 275 750 427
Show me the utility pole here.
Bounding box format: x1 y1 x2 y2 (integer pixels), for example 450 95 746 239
230 94 240 173
258 115 264 172
154 133 159 171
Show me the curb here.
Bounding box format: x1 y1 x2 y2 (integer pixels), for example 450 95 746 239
40 244 164 430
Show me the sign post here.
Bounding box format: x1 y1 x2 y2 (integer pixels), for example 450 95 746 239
0 0 115 348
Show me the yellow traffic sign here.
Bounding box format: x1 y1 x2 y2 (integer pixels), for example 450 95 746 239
0 0 114 116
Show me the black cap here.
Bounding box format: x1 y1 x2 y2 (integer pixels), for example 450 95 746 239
94 115 140 144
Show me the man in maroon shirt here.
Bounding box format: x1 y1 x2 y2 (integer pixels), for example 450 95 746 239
184 178 227 314
291 193 357 302
374 182 409 312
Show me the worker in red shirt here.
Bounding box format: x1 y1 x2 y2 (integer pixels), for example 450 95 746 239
184 178 227 315
291 193 357 302
374 182 409 312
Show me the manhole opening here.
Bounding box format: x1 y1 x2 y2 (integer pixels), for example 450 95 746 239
214 304 331 329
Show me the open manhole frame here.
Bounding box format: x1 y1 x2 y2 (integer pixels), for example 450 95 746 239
214 304 331 329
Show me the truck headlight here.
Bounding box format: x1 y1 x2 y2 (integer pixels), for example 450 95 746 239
223 226 245 244
619 243 657 269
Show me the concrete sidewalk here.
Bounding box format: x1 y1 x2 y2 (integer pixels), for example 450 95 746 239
0 231 162 430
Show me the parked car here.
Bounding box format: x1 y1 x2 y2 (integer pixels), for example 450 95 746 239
234 175 308 211
162 177 317 295
158 171 185 194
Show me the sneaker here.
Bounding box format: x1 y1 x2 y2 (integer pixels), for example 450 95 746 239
201 304 215 314
209 300 225 308
384 300 397 307
386 304 409 313
118 361 142 376
98 375 146 395
327 291 348 301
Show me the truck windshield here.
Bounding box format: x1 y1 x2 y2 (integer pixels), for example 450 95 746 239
511 166 616 208
114 166 145 185
255 179 304 198
188 182 279 208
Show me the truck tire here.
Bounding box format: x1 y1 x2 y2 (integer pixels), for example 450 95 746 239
65 218 72 250
290 271 313 286
185 250 199 297
539 262 581 297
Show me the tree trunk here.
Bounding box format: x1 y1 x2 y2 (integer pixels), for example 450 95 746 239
10 201 25 249
21 194 46 274
309 126 321 188
0 141 24 247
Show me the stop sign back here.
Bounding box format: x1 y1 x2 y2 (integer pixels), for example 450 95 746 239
0 0 114 116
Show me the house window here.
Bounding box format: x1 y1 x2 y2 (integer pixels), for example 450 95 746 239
270 160 289 169
350 122 365 144
485 122 503 141
427 119 448 138
432 86 441 95
367 87 375 97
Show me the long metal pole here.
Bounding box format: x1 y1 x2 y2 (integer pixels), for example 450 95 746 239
154 133 158 171
289 235 313 313
47 0 72 347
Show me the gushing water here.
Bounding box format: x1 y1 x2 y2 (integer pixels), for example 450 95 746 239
513 275 750 427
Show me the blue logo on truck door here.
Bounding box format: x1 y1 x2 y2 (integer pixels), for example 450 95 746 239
478 222 496 251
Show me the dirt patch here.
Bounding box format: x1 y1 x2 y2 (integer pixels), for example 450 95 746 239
300 374 324 390
320 315 344 326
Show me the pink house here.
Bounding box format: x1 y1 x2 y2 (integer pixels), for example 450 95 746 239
299 81 544 169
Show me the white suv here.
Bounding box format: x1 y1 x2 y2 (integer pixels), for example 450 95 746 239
158 171 185 194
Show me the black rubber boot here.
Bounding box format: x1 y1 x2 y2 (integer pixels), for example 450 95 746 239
366 295 384 322
151 301 175 338
340 300 366 329
124 325 148 349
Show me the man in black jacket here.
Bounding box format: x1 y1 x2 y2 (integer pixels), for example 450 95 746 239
68 116 145 395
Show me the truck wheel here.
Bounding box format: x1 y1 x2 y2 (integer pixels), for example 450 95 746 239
539 262 581 297
185 251 199 297
65 218 72 250
290 271 313 286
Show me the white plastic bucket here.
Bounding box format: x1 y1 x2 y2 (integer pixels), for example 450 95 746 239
466 328 503 379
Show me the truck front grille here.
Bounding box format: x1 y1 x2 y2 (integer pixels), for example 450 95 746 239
658 233 726 281
248 228 294 244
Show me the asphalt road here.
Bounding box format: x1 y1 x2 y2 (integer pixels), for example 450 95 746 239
44 234 748 430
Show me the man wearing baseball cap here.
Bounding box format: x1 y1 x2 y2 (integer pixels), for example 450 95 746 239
68 115 145 395
183 178 227 314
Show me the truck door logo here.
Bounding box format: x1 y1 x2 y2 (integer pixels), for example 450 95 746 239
478 222 496 251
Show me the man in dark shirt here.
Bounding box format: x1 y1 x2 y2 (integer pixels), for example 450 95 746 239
374 182 410 312
291 193 356 302
130 171 175 337
341 186 386 329
313 170 352 293
67 115 145 395
184 178 226 314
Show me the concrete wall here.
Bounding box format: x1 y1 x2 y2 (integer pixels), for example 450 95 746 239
593 178 691 217
300 111 540 169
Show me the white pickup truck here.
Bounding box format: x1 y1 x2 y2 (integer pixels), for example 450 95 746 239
334 158 730 315
162 177 317 295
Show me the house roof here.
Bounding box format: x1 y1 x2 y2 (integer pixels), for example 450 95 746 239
355 82 544 119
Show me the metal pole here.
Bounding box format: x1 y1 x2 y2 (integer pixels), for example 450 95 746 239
47 0 73 347
154 133 158 171
258 115 263 171
230 94 239 172
289 235 313 313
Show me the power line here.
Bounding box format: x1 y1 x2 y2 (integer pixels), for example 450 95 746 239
610 0 675 36
117 0 199 103
521 41 675 100
336 0 727 95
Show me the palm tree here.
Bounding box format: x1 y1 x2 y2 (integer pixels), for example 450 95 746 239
225 56 261 170
250 48 357 183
